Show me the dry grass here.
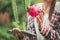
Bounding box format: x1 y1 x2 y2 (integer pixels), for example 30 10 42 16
0 12 10 24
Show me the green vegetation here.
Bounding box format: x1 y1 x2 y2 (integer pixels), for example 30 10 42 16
0 0 37 40
0 23 18 40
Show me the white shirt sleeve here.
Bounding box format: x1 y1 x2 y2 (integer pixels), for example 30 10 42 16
55 2 60 12
34 3 43 10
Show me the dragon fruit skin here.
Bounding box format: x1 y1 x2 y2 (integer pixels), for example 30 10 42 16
28 5 40 17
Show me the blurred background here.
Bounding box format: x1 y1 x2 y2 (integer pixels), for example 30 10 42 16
0 0 60 40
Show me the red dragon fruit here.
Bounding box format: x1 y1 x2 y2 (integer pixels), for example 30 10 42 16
28 5 40 17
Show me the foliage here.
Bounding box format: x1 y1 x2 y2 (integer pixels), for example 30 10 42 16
0 23 18 40
0 0 36 40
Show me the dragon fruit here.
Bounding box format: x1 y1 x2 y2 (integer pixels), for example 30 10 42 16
28 5 40 17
